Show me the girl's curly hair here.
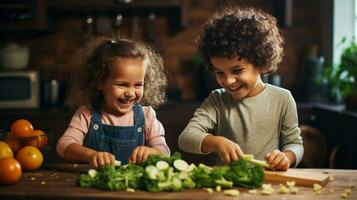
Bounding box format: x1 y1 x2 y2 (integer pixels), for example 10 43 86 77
197 6 284 73
78 37 167 108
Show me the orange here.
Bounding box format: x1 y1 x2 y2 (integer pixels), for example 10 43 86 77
25 130 48 149
16 146 43 171
4 133 23 153
0 157 22 185
0 141 13 159
10 119 34 138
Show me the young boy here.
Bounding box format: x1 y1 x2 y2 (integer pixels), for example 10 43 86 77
178 7 303 170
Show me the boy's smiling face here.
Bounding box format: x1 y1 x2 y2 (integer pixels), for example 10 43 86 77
100 57 145 115
211 55 265 101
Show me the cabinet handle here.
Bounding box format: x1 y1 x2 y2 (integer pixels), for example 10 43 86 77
310 114 316 121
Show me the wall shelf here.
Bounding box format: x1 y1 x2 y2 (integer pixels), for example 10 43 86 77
0 0 186 33
0 0 48 32
47 0 186 33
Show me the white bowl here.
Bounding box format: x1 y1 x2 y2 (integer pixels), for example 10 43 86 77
0 44 29 70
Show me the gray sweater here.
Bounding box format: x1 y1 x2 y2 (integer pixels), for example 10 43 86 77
178 84 303 166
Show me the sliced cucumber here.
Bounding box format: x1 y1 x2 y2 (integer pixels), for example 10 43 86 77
186 163 197 172
178 171 188 179
88 169 98 178
173 159 189 171
156 160 169 170
145 165 159 180
114 160 121 166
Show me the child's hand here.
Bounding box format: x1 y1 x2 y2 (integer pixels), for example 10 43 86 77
205 135 244 164
129 146 162 164
265 150 290 171
89 151 116 169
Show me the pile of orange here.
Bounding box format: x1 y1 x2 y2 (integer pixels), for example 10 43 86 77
0 119 47 185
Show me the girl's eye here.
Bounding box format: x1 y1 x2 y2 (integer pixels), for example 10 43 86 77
135 84 143 88
115 83 126 87
232 69 243 74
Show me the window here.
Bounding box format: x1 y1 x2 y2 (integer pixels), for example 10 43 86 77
333 0 354 64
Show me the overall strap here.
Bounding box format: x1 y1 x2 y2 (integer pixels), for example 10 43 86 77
90 101 102 123
133 104 145 126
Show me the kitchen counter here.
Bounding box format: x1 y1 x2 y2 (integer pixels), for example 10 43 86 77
0 164 356 200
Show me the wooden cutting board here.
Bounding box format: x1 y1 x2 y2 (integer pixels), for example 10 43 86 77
264 169 329 187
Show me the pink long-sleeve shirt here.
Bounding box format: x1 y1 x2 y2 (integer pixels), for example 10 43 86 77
56 105 170 158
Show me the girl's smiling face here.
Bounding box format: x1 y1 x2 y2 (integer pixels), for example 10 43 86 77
211 55 265 101
100 57 145 115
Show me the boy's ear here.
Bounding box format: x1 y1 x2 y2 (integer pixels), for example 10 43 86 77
259 66 269 74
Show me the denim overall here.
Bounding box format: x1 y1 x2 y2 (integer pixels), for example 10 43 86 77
84 102 145 164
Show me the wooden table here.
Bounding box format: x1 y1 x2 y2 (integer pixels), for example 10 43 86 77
0 165 356 200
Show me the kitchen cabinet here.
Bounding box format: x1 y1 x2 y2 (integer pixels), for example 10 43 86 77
309 104 357 169
0 0 48 31
47 0 186 33
0 0 186 33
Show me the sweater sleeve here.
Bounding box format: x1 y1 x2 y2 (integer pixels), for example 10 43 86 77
280 92 304 167
178 93 218 154
143 106 170 156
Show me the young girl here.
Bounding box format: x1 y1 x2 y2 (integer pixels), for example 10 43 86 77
178 7 303 170
57 37 170 168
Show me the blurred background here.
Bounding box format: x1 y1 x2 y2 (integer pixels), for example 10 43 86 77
0 0 356 169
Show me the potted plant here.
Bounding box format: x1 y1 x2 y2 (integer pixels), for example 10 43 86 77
322 37 357 110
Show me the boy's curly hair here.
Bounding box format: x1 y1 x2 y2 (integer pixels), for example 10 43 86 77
78 37 167 108
197 6 284 73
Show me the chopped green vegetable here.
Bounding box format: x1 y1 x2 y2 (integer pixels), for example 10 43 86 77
145 165 160 180
223 189 240 196
242 154 271 168
178 171 188 179
77 164 144 191
173 159 189 171
77 152 265 192
88 169 97 178
140 152 181 168
186 163 196 172
156 161 169 170
224 159 264 189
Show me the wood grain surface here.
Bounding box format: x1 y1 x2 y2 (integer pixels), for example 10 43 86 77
0 166 356 200
264 169 330 187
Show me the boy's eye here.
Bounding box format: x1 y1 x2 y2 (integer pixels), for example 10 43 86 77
214 71 224 76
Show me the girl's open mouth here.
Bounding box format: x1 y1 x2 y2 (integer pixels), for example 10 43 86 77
118 99 133 105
